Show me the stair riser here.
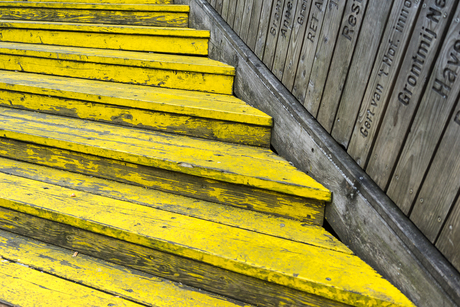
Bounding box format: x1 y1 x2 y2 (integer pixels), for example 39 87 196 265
0 55 234 94
0 8 188 27
0 28 208 55
0 206 345 307
0 91 270 147
0 137 324 223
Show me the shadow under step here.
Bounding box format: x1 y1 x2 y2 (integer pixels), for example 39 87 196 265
0 71 271 147
0 170 414 307
0 229 249 307
0 20 210 55
0 2 188 27
0 107 327 222
0 42 234 94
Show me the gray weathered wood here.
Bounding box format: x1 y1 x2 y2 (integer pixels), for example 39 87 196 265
272 0 298 80
316 0 368 133
254 0 274 58
281 0 312 91
410 103 460 242
436 196 460 272
215 0 223 14
221 0 230 20
232 0 246 36
246 0 264 51
331 0 393 147
347 0 421 168
226 0 238 27
387 10 460 214
239 0 254 43
263 0 286 69
302 0 345 116
366 1 456 190
182 1 460 305
291 0 328 112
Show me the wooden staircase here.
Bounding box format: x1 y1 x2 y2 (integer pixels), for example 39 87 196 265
0 1 415 306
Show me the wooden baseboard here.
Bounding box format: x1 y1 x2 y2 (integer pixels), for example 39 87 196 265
177 0 460 306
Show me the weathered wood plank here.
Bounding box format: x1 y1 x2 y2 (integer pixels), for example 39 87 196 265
232 0 246 36
221 0 230 20
245 0 264 51
239 0 254 43
366 1 456 189
291 0 328 110
387 11 460 214
436 196 460 272
263 0 286 70
316 0 369 132
281 0 312 90
0 206 349 307
215 0 223 14
226 0 238 28
302 0 345 115
409 104 460 242
272 0 298 80
254 0 273 58
331 0 393 147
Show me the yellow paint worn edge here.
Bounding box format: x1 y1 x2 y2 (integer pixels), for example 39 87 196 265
0 0 171 3
0 72 271 126
0 230 248 307
0 2 190 11
0 107 331 201
0 261 141 307
0 174 414 307
0 42 235 76
0 156 347 253
0 20 210 37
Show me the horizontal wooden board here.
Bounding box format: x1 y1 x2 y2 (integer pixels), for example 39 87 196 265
0 173 414 307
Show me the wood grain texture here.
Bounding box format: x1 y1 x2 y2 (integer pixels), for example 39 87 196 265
254 0 273 58
239 0 253 43
226 0 238 27
366 1 457 190
302 0 345 116
263 0 286 70
387 10 460 214
221 0 230 20
436 196 460 272
245 0 263 51
232 0 246 36
331 0 393 147
316 0 369 132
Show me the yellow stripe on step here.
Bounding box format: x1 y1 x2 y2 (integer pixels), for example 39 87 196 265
0 107 330 201
0 0 171 3
0 230 250 307
0 174 415 307
0 2 189 12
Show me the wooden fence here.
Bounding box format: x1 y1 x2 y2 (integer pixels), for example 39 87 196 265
206 0 460 273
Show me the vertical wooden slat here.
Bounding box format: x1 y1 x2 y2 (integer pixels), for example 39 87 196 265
291 0 328 109
347 0 421 168
226 0 239 28
331 0 394 147
240 0 255 44
281 0 312 91
272 0 298 80
436 196 460 272
387 9 460 214
366 1 457 189
246 0 264 51
316 0 369 133
233 0 246 36
410 104 460 242
263 0 286 69
215 0 223 15
221 0 230 21
254 0 274 58
302 0 346 116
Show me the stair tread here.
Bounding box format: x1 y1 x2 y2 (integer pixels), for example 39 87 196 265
0 42 234 75
0 229 248 307
0 71 270 126
0 172 413 307
0 107 330 200
0 19 210 37
0 2 188 11
0 156 346 253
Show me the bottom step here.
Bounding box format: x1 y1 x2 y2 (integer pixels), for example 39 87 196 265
0 229 248 307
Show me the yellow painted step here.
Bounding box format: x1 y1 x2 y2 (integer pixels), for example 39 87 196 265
0 0 171 2
0 230 250 307
0 173 415 307
0 20 209 55
0 2 188 27
0 156 348 253
0 42 234 94
0 71 271 147
0 107 330 202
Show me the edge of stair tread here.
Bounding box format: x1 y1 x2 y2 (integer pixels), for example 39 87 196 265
0 229 248 307
0 172 414 307
0 2 190 11
0 156 347 253
0 71 271 126
0 20 211 37
0 107 331 201
0 42 235 75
